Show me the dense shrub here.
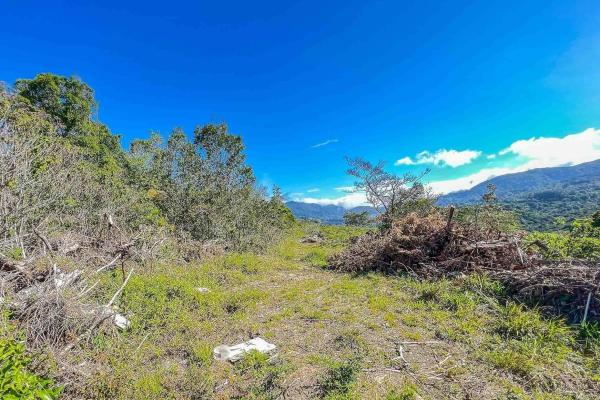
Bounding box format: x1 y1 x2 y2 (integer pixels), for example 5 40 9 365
0 316 61 399
526 211 600 261
2 73 288 255
129 125 290 250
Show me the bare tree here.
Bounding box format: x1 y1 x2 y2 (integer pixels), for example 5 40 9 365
346 157 435 228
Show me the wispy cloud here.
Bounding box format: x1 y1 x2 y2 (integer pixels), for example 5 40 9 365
395 149 481 168
311 139 339 148
307 188 320 193
294 191 368 208
335 186 355 193
428 128 600 194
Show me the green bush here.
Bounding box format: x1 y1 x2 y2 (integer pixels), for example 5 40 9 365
527 211 600 260
0 335 61 399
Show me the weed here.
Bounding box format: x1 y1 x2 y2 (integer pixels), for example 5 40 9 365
318 357 362 399
385 382 419 400
579 321 600 350
29 224 600 399
234 350 291 399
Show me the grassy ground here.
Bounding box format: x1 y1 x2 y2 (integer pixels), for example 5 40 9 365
67 224 598 399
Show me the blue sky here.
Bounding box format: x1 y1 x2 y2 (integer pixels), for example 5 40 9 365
3 0 600 206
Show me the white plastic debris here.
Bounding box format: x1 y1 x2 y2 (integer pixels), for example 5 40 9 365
101 305 131 330
213 337 276 362
196 287 211 293
113 313 131 329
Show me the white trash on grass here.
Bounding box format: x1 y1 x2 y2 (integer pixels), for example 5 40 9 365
213 337 276 362
196 287 211 293
113 313 131 329
102 305 131 329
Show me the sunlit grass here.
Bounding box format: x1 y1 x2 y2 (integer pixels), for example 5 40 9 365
81 223 600 399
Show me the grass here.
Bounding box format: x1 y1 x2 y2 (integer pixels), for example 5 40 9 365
41 224 600 398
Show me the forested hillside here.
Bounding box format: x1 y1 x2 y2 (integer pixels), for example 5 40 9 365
438 160 600 230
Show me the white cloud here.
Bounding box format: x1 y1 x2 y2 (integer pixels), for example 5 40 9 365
311 139 339 148
294 192 368 208
335 186 355 193
394 156 415 166
307 188 320 193
499 128 600 168
395 149 481 168
428 128 600 194
486 154 497 160
428 166 518 194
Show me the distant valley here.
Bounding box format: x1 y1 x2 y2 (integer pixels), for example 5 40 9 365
287 159 600 230
285 201 377 225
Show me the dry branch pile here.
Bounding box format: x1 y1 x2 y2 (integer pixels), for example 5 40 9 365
329 212 600 322
0 218 162 348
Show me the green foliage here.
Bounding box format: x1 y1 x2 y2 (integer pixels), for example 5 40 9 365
0 317 61 400
129 125 286 250
456 184 520 233
526 210 600 260
318 357 362 398
234 350 291 399
343 210 371 226
270 186 296 226
505 182 600 232
483 302 577 380
4 73 286 252
385 383 419 400
15 73 96 134
578 322 600 355
54 225 599 398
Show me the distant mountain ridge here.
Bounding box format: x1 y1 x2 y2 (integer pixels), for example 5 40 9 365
437 159 600 205
285 201 375 225
438 159 600 230
288 159 600 230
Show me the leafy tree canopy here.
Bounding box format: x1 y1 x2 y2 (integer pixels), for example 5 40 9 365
15 73 97 134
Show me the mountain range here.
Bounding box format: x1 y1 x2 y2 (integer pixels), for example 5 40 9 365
287 159 600 230
285 202 376 225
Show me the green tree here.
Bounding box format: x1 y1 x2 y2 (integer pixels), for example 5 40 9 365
456 184 520 234
15 73 96 134
343 210 371 226
591 210 600 228
130 124 285 249
270 186 295 226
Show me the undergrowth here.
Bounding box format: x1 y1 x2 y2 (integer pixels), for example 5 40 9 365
0 313 61 399
7 223 599 399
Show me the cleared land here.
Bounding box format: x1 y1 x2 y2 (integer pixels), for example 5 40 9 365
62 224 599 399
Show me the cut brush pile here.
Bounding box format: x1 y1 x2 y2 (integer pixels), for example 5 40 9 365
329 211 600 322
